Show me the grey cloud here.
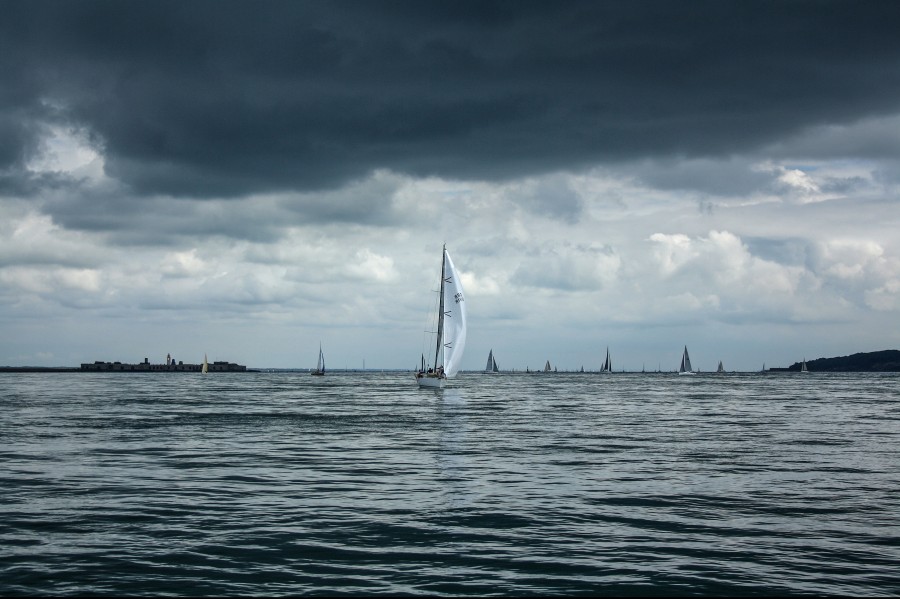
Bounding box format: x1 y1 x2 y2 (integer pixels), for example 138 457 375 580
40 185 287 246
280 175 406 226
624 158 775 197
511 242 617 291
518 176 584 224
743 237 813 268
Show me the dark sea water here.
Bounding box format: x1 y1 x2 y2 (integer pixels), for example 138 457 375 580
1 371 899 596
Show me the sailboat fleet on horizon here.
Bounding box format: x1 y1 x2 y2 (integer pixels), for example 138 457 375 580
224 245 811 379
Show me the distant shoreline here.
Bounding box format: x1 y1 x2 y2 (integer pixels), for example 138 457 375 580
0 367 82 373
0 367 264 373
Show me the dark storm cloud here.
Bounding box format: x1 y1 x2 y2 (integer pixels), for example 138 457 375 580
4 0 900 198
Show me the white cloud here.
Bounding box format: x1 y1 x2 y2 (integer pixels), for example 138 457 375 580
865 280 900 311
27 124 102 175
461 272 501 296
778 168 820 194
345 249 398 283
161 249 207 278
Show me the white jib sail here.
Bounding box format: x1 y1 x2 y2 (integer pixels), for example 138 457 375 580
441 250 467 377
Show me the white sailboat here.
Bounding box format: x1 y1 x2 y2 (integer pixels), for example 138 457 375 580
678 346 696 375
601 347 612 373
485 349 499 373
311 343 325 376
800 358 808 373
416 245 467 389
201 354 208 374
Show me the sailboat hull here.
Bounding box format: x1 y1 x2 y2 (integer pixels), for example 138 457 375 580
416 374 445 388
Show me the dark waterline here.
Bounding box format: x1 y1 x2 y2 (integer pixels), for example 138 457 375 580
1 372 898 596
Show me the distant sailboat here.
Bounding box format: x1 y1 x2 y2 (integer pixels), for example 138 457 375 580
679 346 696 375
600 347 612 373
544 360 552 373
201 354 208 374
800 358 808 373
415 245 467 389
485 349 499 373
311 343 325 376
716 360 725 373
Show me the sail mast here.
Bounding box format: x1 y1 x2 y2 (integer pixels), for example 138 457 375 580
433 244 447 370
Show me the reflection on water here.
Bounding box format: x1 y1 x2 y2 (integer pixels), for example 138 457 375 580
436 389 470 509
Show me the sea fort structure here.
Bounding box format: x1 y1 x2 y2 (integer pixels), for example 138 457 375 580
81 353 246 372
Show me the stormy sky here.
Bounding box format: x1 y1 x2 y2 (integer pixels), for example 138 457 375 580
2 0 900 370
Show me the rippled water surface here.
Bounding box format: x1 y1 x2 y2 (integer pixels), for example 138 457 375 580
2 371 899 596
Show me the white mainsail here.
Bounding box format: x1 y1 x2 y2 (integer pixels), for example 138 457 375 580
202 354 208 374
441 250 467 377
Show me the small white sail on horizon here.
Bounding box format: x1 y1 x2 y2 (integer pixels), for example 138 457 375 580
201 353 208 374
800 358 808 373
416 246 467 389
679 346 696 375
